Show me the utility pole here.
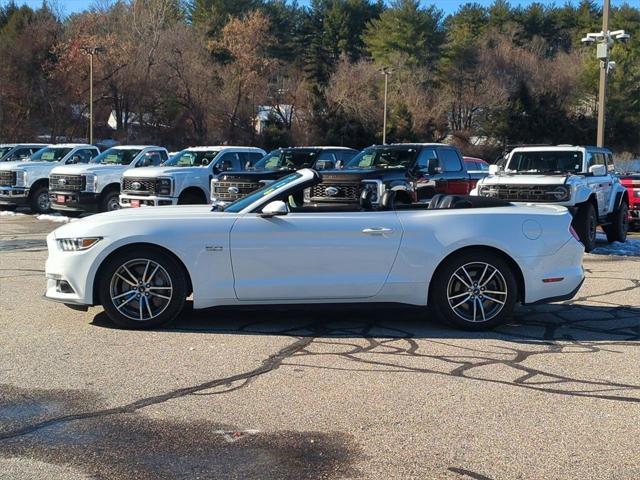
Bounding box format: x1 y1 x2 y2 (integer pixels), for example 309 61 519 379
581 0 630 147
80 46 105 145
379 67 394 145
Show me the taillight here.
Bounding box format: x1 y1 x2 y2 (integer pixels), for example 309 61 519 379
569 225 581 243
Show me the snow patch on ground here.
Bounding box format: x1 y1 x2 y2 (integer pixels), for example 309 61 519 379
0 210 25 216
591 233 640 257
36 213 74 223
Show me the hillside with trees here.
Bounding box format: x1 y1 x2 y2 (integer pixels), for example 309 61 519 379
0 0 638 158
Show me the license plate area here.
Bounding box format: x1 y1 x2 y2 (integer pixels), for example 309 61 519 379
131 199 140 208
56 195 66 203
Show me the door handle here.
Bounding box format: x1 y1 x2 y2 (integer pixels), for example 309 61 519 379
362 227 394 235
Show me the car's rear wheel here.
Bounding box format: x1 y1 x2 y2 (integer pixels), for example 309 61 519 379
29 186 50 214
572 202 597 252
430 250 518 330
98 249 187 329
602 201 628 243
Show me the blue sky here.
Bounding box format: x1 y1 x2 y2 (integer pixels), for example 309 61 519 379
3 0 639 18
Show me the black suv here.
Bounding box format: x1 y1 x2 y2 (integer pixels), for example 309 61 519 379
306 143 486 206
211 146 358 204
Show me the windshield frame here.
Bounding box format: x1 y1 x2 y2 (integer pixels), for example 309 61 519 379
90 148 143 166
346 147 418 169
163 149 220 167
506 150 584 175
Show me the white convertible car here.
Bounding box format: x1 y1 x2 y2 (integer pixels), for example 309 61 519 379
45 169 584 330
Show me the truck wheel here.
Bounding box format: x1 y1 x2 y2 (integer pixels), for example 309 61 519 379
29 186 50 214
429 250 518 330
101 191 121 212
572 203 597 252
98 249 187 329
602 201 628 243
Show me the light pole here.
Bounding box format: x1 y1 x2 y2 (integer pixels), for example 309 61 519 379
581 0 630 147
80 46 105 145
379 67 394 145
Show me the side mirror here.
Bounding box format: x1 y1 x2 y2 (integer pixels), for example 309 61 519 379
260 200 288 217
245 161 252 169
335 159 344 169
489 164 501 175
589 164 606 176
427 158 441 175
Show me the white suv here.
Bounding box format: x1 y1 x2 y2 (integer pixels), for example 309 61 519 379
473 145 629 251
0 144 99 213
119 146 265 207
49 145 168 214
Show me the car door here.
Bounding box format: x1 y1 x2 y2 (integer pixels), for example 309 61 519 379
586 151 609 216
229 210 403 300
438 148 469 194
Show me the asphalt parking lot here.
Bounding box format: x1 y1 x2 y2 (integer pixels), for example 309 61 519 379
1 212 639 480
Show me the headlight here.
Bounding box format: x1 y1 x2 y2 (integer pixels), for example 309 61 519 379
545 185 570 201
156 177 172 196
362 180 384 203
84 174 97 192
478 185 495 197
13 170 26 187
56 237 102 251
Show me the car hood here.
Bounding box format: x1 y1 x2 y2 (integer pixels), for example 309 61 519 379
320 168 404 181
219 170 291 181
480 174 569 185
51 205 230 238
51 164 129 175
0 160 45 171
123 166 205 177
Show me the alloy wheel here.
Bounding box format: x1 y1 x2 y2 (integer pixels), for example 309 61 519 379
446 262 508 323
109 259 173 322
37 191 50 212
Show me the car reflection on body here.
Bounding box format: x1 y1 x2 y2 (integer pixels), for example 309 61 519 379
45 168 584 330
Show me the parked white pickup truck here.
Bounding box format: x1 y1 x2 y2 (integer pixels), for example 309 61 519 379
119 146 266 207
472 145 629 251
49 145 168 214
0 144 99 213
0 143 48 162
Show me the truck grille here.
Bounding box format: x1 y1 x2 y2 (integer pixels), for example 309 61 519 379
122 177 157 195
480 185 560 202
213 180 261 201
50 174 85 192
0 171 16 187
310 182 361 202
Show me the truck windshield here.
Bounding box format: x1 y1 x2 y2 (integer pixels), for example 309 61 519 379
507 151 583 174
0 147 13 159
91 148 143 165
347 147 417 169
253 150 318 170
221 172 303 213
30 147 73 162
164 150 220 167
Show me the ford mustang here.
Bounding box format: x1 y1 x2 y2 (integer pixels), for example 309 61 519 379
45 169 584 330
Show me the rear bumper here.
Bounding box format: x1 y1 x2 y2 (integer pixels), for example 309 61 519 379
0 186 28 205
119 193 177 208
50 191 100 212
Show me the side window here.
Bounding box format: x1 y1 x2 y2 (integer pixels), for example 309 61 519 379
317 151 336 162
216 152 240 172
160 151 169 161
239 152 261 168
339 151 357 163
606 153 615 172
71 149 94 164
139 151 162 167
14 148 32 159
438 149 463 172
588 152 605 169
248 153 263 165
416 148 438 169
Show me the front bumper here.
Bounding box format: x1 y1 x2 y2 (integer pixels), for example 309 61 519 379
119 193 177 208
50 191 100 212
0 186 28 205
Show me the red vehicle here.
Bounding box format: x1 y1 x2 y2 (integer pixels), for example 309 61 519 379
463 156 490 190
619 172 640 231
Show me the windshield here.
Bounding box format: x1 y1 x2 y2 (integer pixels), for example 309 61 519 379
164 149 220 167
347 147 417 169
91 148 142 165
253 150 318 170
0 147 13 159
507 151 583 174
30 147 72 162
222 172 303 213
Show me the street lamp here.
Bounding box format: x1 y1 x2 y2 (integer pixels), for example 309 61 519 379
79 46 105 145
581 0 630 147
379 67 394 145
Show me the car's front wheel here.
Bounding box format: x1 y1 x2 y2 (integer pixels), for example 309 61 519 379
430 250 518 330
602 201 628 243
98 249 187 329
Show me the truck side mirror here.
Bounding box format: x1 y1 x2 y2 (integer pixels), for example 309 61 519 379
427 158 441 175
260 200 288 217
589 164 606 176
489 164 501 175
335 159 344 169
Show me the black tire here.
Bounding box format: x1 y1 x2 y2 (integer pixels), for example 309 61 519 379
430 250 518 330
572 202 597 252
98 248 187 329
101 190 121 212
602 201 628 243
178 192 205 205
29 186 50 214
